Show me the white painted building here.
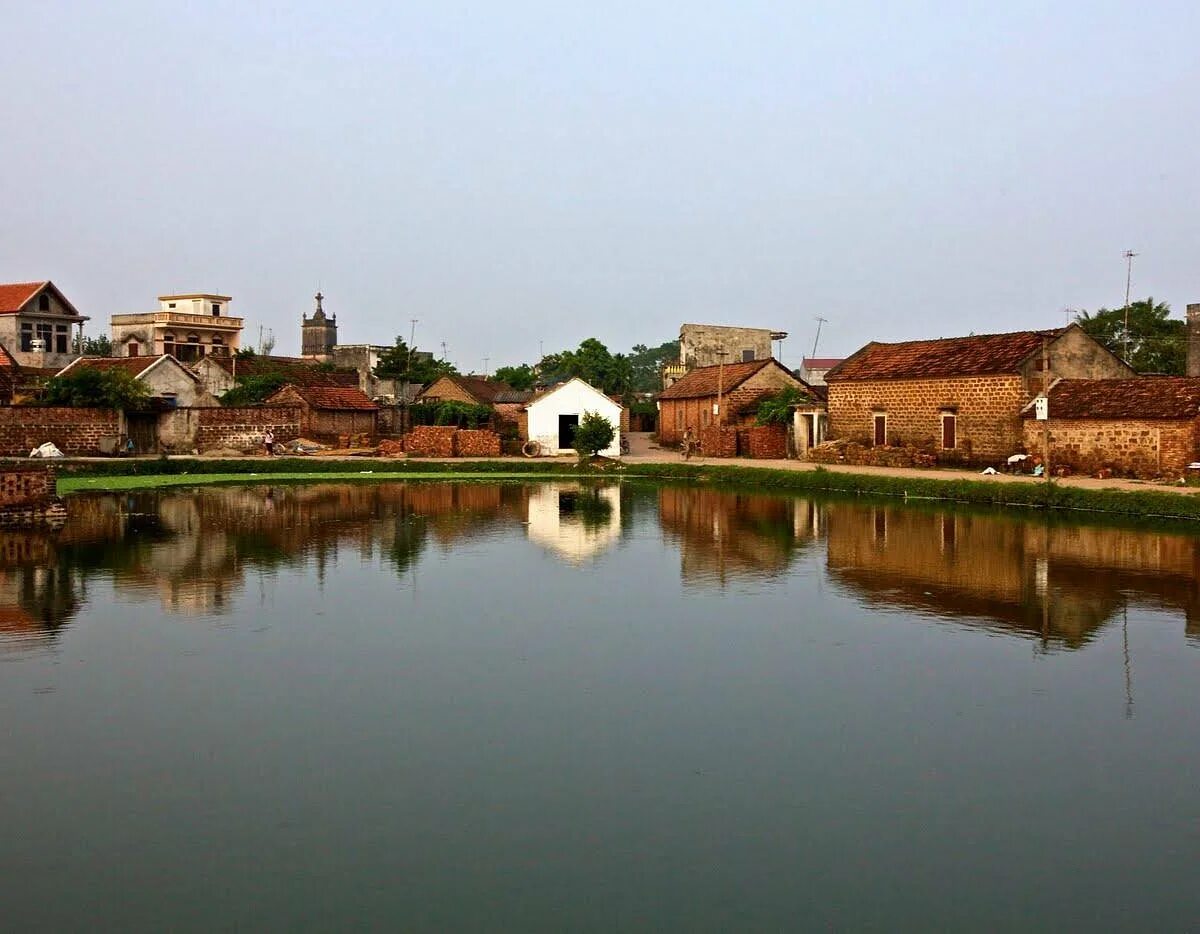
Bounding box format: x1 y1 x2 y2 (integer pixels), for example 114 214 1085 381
525 377 623 457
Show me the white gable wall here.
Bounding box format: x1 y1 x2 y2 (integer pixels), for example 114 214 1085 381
526 378 623 456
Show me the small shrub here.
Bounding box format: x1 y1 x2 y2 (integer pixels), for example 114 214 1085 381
573 410 616 459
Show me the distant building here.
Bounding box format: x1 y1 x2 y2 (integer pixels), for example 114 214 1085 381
799 357 845 387
265 383 379 442
301 291 337 360
192 354 359 400
0 281 88 370
111 293 243 362
679 324 787 369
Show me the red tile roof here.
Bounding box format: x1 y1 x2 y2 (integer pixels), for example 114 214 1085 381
802 357 845 369
827 329 1064 381
1025 378 1200 420
272 384 378 411
0 282 47 314
63 356 161 377
660 358 792 400
430 375 513 404
205 355 360 387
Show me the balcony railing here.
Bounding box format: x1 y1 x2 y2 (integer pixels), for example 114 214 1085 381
111 312 244 330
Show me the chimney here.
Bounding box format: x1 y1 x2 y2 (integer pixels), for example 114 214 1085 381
1189 304 1200 377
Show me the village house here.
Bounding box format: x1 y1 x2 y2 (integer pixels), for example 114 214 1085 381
1022 377 1200 479
417 374 512 407
657 357 811 446
266 384 379 441
524 377 624 456
0 281 88 370
56 355 218 408
110 292 243 361
799 357 845 387
679 324 787 368
823 325 1133 461
192 354 359 400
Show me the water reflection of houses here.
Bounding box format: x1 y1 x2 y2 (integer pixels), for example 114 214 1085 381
657 487 819 586
825 504 1200 649
526 484 621 564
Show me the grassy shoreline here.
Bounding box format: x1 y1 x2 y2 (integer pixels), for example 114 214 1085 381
49 456 1200 521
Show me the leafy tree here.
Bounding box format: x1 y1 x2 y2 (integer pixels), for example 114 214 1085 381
43 368 151 409
220 373 288 407
374 337 457 384
1075 297 1185 374
492 364 535 391
538 338 632 395
628 340 680 393
74 332 113 357
409 400 493 428
572 410 616 459
755 387 812 425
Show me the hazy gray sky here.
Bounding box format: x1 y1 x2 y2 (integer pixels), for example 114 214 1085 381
3 1 1198 370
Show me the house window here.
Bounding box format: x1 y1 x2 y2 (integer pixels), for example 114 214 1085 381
55 324 68 354
20 323 32 352
38 294 50 312
941 412 957 450
36 323 52 349
872 413 887 447
212 303 220 316
128 341 139 357
168 302 176 308
742 349 755 362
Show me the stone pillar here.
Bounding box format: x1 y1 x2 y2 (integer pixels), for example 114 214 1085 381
1188 303 1200 377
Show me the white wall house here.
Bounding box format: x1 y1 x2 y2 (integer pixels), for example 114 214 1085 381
525 377 623 457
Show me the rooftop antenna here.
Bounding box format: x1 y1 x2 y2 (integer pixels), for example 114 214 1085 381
810 316 828 360
483 356 490 377
1122 249 1138 360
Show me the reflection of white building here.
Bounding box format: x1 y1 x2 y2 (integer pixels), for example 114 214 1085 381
526 484 621 564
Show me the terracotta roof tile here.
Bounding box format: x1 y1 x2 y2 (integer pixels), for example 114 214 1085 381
64 356 161 377
827 329 1064 381
0 282 47 314
207 355 360 387
1026 378 1200 420
659 358 777 400
272 384 378 411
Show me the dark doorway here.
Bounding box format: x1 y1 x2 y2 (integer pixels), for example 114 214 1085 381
125 413 158 454
558 414 579 449
873 414 887 447
941 414 957 450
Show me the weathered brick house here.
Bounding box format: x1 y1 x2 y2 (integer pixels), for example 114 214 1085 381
1022 377 1200 478
657 358 812 446
266 384 379 441
824 325 1133 461
417 375 512 407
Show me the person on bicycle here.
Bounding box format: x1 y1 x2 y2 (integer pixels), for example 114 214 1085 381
682 426 696 460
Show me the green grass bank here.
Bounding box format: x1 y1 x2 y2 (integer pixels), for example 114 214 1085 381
46 456 1200 522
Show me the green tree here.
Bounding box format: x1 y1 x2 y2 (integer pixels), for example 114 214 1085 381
220 373 288 407
374 337 457 384
755 387 812 425
43 368 151 409
628 340 680 392
74 332 113 357
492 364 535 390
572 410 616 459
1075 297 1185 374
538 338 632 395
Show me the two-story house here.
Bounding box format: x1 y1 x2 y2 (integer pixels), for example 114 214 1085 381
110 293 244 362
0 281 88 370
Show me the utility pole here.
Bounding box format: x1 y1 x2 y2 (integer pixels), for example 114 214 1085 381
811 316 828 360
1042 333 1051 484
483 356 490 378
1122 249 1138 361
716 349 728 427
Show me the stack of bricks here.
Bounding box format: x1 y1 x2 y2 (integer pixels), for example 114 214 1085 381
746 424 787 459
0 407 120 456
403 426 457 457
0 467 55 507
454 430 501 457
700 425 738 458
196 406 302 452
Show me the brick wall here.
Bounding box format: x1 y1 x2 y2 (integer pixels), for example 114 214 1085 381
745 423 788 458
828 374 1026 461
0 407 121 456
0 466 55 507
404 426 457 457
700 425 738 457
194 406 301 452
310 410 378 442
454 430 501 457
659 365 804 445
1022 417 1199 479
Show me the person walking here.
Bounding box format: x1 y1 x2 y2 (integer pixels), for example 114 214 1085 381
263 429 276 456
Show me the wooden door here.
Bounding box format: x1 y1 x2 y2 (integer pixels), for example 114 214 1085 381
873 414 886 447
942 414 956 450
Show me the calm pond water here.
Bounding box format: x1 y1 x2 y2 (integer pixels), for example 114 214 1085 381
3 480 1200 931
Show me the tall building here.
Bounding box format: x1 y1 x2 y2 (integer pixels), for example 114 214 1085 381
111 293 243 362
301 291 337 360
